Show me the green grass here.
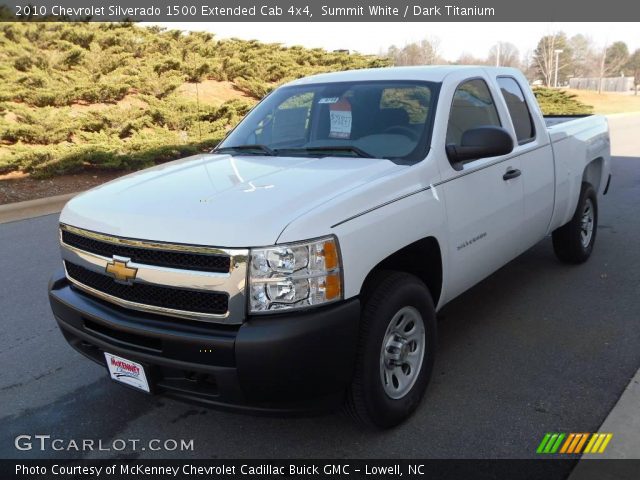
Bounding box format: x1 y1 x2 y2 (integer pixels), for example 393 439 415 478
562 89 640 114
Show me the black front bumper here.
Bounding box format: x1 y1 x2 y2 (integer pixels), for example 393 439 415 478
48 269 360 414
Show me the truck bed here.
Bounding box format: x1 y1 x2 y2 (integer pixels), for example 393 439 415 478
544 114 593 128
544 112 610 234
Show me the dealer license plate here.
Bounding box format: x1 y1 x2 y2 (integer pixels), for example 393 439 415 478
104 352 150 393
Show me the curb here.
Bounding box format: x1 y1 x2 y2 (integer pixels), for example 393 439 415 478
605 112 640 118
568 366 640 479
0 192 79 224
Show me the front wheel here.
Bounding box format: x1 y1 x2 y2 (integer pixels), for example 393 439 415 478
345 272 436 428
552 183 598 264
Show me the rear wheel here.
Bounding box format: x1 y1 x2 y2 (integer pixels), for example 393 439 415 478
552 183 598 264
345 272 436 428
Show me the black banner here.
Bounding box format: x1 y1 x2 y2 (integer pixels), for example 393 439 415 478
3 459 640 480
1 0 640 22
3 459 572 480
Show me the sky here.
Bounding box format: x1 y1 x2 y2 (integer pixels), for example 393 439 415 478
149 22 640 61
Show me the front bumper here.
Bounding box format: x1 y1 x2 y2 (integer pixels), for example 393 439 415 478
48 268 360 414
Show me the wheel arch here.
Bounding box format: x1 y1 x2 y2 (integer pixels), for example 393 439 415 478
582 157 605 194
359 236 443 308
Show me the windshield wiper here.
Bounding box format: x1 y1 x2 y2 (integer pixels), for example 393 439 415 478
212 144 276 156
275 146 375 158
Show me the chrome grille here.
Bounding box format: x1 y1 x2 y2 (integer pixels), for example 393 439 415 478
65 262 229 315
61 229 231 273
59 224 248 324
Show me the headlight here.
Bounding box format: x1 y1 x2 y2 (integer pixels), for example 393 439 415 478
249 236 342 313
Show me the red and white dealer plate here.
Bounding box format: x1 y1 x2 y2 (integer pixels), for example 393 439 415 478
104 352 150 393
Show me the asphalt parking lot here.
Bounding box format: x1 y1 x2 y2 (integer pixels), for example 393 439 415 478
1 115 639 471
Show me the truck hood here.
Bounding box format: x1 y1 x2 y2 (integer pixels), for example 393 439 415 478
61 153 401 246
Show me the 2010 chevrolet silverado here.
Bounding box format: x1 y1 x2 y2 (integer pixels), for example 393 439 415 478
49 66 611 427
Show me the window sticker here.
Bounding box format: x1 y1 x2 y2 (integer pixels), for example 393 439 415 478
318 97 340 104
329 99 352 139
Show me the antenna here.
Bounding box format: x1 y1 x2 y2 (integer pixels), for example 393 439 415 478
195 72 202 144
188 44 203 145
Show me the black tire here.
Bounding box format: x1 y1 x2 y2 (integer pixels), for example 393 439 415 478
345 271 436 429
552 183 598 264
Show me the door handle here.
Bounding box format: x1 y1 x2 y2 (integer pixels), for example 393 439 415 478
503 168 521 181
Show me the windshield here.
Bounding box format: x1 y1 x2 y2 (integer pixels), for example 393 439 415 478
216 80 439 163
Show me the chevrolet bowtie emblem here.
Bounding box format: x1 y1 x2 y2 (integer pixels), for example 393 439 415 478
105 258 138 284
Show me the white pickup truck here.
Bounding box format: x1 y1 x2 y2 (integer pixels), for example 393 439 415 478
49 66 611 428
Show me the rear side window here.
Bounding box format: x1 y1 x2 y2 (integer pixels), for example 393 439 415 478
497 77 535 144
446 79 501 147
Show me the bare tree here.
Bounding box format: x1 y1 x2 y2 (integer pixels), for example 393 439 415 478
533 32 572 87
454 52 487 65
387 38 443 66
488 42 520 68
597 41 629 93
521 49 539 83
568 34 597 78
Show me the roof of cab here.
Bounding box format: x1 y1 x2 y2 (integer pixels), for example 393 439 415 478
284 65 520 86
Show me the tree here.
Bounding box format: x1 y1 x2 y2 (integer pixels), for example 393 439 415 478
604 41 629 75
387 38 443 66
454 52 487 65
596 41 630 93
533 32 573 87
568 34 597 78
488 42 520 68
521 50 539 82
624 49 640 94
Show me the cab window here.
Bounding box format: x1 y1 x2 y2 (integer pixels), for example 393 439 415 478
497 77 536 144
446 79 501 147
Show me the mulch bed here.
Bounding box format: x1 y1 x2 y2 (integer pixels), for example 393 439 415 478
0 171 125 205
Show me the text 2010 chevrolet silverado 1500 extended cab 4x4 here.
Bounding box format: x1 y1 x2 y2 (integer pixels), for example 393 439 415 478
49 66 611 427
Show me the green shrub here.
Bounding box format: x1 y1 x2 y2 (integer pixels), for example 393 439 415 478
233 78 274 99
76 83 129 103
1 24 18 41
61 48 85 69
0 22 392 177
1 107 76 144
17 72 48 88
153 59 182 75
14 56 33 72
533 87 594 115
60 29 95 49
27 89 72 107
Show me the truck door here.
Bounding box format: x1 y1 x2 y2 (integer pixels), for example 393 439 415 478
495 76 555 247
438 78 525 300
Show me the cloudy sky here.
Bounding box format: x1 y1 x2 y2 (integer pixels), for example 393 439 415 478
150 22 640 61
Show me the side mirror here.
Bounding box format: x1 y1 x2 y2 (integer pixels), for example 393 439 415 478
446 126 514 170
